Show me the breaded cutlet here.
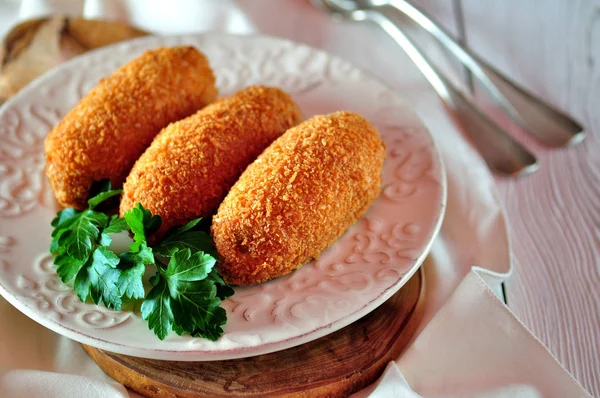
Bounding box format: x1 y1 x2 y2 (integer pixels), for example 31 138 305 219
212 111 385 285
120 85 302 238
44 46 218 209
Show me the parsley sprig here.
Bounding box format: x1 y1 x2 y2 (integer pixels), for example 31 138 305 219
49 183 233 341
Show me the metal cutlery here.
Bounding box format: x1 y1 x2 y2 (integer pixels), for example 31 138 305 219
313 0 586 176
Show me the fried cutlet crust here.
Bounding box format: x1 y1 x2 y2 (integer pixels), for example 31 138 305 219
119 85 302 238
44 46 218 209
211 111 386 285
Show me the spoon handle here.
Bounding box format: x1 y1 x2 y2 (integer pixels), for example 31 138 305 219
365 9 538 176
386 0 585 147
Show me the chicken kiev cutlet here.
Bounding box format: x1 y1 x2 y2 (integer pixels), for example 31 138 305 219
120 85 302 238
212 111 385 285
44 46 217 208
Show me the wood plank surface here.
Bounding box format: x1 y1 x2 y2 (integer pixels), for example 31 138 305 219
458 1 600 395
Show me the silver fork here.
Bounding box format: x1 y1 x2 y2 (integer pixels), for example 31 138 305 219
313 0 585 175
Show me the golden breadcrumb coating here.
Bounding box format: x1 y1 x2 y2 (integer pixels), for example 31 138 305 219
44 46 218 209
120 85 302 238
211 111 386 285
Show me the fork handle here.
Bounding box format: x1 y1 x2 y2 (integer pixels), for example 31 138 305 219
366 10 538 176
387 0 585 147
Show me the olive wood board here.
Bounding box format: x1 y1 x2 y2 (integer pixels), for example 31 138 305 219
83 268 424 398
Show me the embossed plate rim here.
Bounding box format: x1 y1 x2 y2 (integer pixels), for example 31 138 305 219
0 32 446 360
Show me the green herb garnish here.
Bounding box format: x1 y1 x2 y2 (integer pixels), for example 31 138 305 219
49 182 232 340
141 249 232 340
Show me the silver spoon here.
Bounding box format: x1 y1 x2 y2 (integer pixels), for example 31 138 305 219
356 0 585 147
313 0 539 176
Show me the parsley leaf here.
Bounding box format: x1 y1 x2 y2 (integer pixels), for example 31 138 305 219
111 207 159 299
50 186 232 342
51 208 81 230
164 249 215 286
206 268 234 300
88 179 114 198
154 230 217 257
104 215 129 234
124 203 162 252
141 248 225 340
88 189 122 210
117 261 146 300
74 260 92 302
61 210 109 260
154 217 218 257
87 180 121 211
141 278 173 341
54 253 86 283
117 247 152 300
50 185 123 305
169 280 220 332
135 243 155 264
193 306 227 341
87 247 122 309
215 283 235 301
207 268 226 286
164 218 203 236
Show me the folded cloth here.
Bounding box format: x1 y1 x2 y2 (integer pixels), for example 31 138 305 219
352 271 592 398
0 370 128 398
360 361 544 398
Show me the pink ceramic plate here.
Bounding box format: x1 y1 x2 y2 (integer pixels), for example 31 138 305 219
0 33 446 360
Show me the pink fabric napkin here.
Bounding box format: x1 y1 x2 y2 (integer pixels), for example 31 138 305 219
353 271 592 398
0 370 128 398
0 1 593 397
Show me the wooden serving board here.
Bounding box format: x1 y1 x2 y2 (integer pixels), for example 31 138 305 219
83 269 424 398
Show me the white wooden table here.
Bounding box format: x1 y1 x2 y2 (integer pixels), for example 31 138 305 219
0 0 597 395
236 0 599 395
440 2 600 395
